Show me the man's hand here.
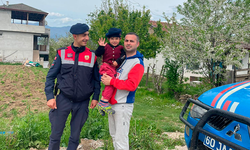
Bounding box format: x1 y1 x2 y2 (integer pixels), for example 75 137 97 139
47 99 57 109
98 38 107 47
101 73 112 85
113 61 118 67
90 100 98 109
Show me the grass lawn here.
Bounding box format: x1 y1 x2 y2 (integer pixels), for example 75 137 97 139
134 88 184 132
0 65 186 149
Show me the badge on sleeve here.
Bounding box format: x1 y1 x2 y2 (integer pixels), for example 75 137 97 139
85 55 89 60
52 56 57 66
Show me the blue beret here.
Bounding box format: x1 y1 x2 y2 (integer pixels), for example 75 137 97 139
70 23 89 34
106 28 122 38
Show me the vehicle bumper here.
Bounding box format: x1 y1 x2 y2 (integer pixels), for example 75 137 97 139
179 98 250 150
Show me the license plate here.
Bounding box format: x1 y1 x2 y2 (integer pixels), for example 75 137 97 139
203 136 234 150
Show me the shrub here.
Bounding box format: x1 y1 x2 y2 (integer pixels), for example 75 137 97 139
164 59 183 99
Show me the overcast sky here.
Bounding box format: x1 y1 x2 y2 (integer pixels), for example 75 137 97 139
3 0 187 27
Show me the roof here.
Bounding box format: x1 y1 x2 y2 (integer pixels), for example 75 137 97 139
0 3 48 14
149 20 172 32
0 3 48 21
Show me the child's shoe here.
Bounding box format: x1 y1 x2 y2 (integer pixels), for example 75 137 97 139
97 107 105 116
97 100 115 115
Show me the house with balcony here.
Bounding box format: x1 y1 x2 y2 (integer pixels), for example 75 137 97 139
0 2 50 68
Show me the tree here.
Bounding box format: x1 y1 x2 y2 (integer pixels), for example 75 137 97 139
162 0 250 86
49 33 73 65
87 0 164 59
161 13 190 85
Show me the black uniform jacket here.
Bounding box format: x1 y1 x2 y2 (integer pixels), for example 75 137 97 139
45 43 100 102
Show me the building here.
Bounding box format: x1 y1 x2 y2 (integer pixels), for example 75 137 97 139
0 2 50 68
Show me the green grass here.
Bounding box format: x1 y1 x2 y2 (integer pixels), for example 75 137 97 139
0 89 185 150
0 104 9 112
0 62 22 65
182 82 213 96
134 88 184 133
30 67 49 82
0 67 189 149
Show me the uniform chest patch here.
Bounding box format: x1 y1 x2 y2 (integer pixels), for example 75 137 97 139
85 55 90 60
67 53 73 58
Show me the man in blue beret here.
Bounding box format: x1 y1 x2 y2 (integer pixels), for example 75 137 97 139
45 23 100 150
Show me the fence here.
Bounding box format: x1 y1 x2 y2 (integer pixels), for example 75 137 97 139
234 66 250 83
224 64 250 84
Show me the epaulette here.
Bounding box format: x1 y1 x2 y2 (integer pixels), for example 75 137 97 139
56 47 67 53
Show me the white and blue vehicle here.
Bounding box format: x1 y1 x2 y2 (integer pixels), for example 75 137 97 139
179 80 250 150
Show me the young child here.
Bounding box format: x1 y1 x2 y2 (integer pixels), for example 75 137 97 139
95 28 125 116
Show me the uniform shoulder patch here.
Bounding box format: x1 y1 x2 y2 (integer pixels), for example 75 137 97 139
57 47 67 53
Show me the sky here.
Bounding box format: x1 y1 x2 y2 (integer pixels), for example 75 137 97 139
2 0 187 27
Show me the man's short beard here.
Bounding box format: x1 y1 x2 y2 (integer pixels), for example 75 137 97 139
125 49 136 54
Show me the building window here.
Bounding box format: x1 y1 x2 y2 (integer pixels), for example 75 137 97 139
40 54 49 61
38 37 49 45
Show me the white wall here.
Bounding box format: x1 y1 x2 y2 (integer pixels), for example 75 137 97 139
0 10 11 25
143 52 203 79
144 52 166 75
144 52 249 80
43 61 49 68
0 32 33 62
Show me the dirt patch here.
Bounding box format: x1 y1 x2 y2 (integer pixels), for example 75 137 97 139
29 138 104 150
77 138 104 150
162 132 187 150
162 131 184 140
0 65 49 118
29 133 186 150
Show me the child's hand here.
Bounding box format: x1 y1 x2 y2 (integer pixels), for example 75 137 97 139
98 38 107 46
113 61 118 67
